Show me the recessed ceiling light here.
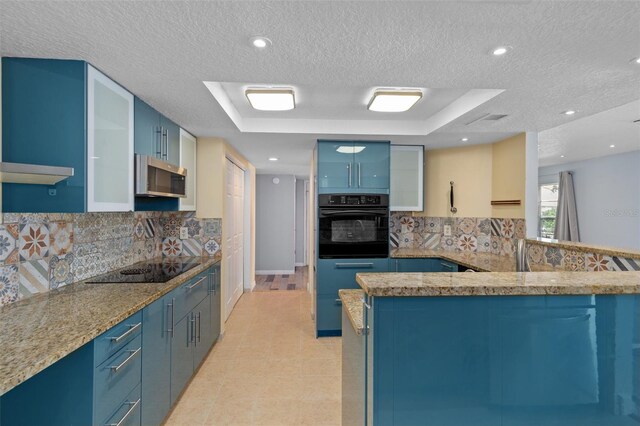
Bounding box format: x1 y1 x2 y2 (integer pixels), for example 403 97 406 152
492 46 510 56
245 89 295 111
461 138 469 142
609 144 615 148
563 110 576 115
336 146 366 154
560 155 565 158
367 90 422 112
268 157 279 161
630 57 640 64
250 36 271 49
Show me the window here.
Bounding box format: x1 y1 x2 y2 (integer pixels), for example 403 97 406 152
539 183 559 238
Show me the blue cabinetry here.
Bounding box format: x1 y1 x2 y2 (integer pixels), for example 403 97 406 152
133 97 180 165
390 257 461 272
316 258 388 336
317 140 390 194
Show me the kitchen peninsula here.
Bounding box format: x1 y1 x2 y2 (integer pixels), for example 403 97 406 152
341 247 640 426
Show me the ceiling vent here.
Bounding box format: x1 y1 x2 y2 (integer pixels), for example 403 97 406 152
466 113 509 125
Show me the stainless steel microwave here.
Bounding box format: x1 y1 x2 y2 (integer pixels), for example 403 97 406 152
135 154 187 198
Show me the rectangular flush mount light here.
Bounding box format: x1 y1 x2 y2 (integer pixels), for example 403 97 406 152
245 89 295 111
368 90 422 112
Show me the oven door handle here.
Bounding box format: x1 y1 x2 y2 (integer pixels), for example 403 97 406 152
320 209 388 216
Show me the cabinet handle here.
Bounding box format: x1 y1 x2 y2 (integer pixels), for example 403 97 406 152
163 128 168 159
197 312 202 342
167 298 175 337
188 276 207 291
109 322 141 343
335 262 374 269
109 347 141 373
361 298 371 310
358 162 361 187
105 398 140 426
335 298 342 305
155 127 163 157
347 163 352 187
189 313 196 346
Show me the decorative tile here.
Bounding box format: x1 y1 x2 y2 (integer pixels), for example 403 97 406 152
202 218 221 238
500 238 516 256
476 219 491 237
514 219 526 240
389 213 402 234
527 244 545 265
490 236 501 255
411 217 424 234
476 235 491 252
457 234 478 252
419 233 441 250
501 219 515 238
441 236 457 252
182 238 203 256
18 224 50 260
145 238 156 257
0 224 20 264
399 216 415 233
162 237 183 257
398 232 414 248
144 218 156 239
203 238 220 256
424 217 442 234
133 220 145 241
49 221 73 255
0 264 20 306
544 247 564 268
160 216 180 238
389 233 400 248
586 253 611 272
184 218 202 239
49 254 75 289
609 256 640 271
457 218 476 235
18 213 50 225
490 219 502 237
19 259 50 297
563 250 586 271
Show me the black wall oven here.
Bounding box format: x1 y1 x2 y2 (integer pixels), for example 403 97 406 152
318 194 389 259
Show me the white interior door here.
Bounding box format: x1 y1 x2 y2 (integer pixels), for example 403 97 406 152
224 159 244 320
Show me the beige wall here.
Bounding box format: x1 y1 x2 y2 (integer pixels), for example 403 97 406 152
418 133 526 219
196 137 256 333
492 133 526 218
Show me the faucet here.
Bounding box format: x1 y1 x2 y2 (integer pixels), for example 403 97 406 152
516 239 531 272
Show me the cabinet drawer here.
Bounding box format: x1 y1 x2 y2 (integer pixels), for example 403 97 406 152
94 311 142 367
317 258 388 296
101 383 141 426
173 272 209 321
316 294 344 333
95 335 142 423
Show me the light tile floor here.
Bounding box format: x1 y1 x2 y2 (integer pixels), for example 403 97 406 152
165 291 342 426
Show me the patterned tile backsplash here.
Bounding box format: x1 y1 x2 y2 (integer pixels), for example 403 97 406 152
390 213 526 256
0 211 222 307
526 241 640 272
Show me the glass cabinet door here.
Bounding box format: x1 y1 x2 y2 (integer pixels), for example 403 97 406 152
317 140 355 191
355 142 390 190
87 65 134 212
390 145 423 211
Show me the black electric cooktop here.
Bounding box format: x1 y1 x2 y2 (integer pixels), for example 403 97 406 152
85 258 202 284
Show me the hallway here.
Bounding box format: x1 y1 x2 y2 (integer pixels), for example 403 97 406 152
254 266 309 291
165 291 341 425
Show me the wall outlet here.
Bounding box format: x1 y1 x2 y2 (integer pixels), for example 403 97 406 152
443 224 452 237
179 227 189 239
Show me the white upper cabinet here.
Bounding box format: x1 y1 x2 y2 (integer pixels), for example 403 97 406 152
86 65 134 212
179 129 197 211
390 145 424 211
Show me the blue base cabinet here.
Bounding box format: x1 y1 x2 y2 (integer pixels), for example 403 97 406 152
390 258 461 272
316 258 388 336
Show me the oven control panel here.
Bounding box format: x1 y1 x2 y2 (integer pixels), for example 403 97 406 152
319 194 389 207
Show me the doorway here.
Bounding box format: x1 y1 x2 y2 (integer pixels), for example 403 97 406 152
224 158 244 320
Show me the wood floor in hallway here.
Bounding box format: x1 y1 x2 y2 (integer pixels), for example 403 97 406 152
254 266 308 291
165 290 341 426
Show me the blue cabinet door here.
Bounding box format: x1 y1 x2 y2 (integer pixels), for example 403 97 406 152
170 314 194 404
439 259 459 272
392 258 442 272
134 97 161 158
141 295 172 426
355 142 390 190
318 140 354 192
193 295 213 369
161 116 180 166
210 263 222 342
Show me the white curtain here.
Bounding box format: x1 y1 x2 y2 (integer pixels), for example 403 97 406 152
554 171 580 241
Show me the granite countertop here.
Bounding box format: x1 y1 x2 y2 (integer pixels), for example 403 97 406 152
0 257 219 397
356 271 640 297
526 237 640 259
339 289 364 335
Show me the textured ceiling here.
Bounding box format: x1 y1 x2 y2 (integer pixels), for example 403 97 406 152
1 1 639 175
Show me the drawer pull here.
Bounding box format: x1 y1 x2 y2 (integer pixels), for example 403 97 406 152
106 398 140 426
335 299 343 305
335 263 374 269
361 298 371 310
187 276 207 291
110 347 141 373
109 322 141 343
167 298 175 338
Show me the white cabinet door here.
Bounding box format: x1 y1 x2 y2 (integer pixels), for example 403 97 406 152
179 129 197 211
390 145 424 211
86 65 134 212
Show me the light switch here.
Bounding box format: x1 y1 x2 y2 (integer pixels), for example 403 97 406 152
179 227 189 239
443 224 452 237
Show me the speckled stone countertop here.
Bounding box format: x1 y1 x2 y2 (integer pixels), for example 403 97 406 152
356 271 640 297
526 237 640 259
0 257 219 397
391 248 554 272
339 289 364 335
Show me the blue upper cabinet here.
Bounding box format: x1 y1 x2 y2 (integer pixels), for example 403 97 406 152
134 97 180 165
2 58 134 213
317 140 390 194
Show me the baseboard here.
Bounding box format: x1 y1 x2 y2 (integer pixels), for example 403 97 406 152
295 262 306 267
255 269 295 275
317 330 342 337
